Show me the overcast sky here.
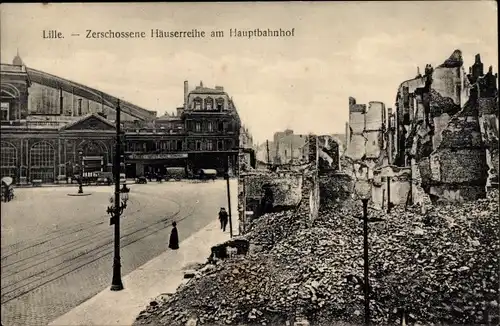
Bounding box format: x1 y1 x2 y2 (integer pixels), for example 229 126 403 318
1 2 497 143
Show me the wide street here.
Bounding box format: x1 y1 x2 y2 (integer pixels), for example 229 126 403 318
0 179 236 326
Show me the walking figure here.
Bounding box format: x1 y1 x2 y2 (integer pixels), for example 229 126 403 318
218 207 229 232
168 221 179 250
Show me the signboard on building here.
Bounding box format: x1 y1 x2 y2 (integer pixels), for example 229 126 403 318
127 153 188 160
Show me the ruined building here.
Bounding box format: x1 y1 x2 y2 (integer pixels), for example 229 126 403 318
395 50 498 202
343 50 497 207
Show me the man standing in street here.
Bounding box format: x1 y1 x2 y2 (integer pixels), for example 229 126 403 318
218 207 229 232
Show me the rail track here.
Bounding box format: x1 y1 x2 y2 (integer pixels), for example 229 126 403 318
0 192 196 305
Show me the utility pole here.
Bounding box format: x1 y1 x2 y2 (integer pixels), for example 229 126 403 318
290 138 293 163
111 99 124 291
266 140 271 168
225 154 233 238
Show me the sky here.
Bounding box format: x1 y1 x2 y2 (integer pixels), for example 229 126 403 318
1 2 497 143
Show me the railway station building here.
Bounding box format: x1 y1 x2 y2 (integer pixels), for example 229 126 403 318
0 54 253 184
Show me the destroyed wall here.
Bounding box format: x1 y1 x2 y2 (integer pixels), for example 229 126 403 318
319 171 355 210
365 101 386 160
371 165 411 209
299 134 320 224
345 97 366 161
317 135 340 172
396 50 496 202
476 64 499 188
345 97 386 168
238 171 302 233
343 97 388 208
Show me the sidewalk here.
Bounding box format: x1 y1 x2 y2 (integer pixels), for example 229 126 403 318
49 218 239 326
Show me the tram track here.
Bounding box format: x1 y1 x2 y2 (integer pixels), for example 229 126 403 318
0 198 151 278
1 196 197 305
0 196 145 261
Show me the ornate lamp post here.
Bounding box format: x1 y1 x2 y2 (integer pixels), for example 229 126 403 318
109 99 125 291
224 152 233 238
107 191 129 222
355 180 372 326
78 151 84 194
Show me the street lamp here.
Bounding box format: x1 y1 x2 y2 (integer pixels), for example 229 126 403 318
107 191 129 223
224 152 234 238
109 99 124 291
78 151 84 194
355 180 372 326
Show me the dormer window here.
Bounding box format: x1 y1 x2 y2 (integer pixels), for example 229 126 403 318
194 97 202 110
205 97 214 111
216 98 224 111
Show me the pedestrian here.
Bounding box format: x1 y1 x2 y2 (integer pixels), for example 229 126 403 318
168 221 179 250
218 207 229 232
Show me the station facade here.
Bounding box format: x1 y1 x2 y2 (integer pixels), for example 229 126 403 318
0 54 253 184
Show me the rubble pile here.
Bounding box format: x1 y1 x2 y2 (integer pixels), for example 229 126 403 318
134 189 499 326
243 210 307 253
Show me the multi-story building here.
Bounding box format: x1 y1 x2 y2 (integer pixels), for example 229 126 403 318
181 81 242 176
393 50 498 202
0 54 246 184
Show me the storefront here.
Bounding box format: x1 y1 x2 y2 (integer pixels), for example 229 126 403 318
188 151 238 177
125 153 189 178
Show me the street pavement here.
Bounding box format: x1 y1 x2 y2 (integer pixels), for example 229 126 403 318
1 179 237 326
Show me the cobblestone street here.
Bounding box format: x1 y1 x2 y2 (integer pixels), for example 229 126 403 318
1 180 236 326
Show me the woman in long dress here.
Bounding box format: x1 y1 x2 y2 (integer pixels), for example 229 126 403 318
168 221 179 250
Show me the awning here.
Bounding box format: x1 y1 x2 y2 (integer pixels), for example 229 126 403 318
1 176 13 186
200 169 217 175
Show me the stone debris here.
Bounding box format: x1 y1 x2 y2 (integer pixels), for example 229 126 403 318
134 188 499 326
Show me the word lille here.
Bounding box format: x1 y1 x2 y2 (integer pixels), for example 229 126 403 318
43 30 64 39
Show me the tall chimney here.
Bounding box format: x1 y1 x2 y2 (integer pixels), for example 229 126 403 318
184 81 189 110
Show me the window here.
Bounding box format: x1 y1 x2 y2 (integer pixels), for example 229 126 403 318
206 140 213 151
78 99 83 116
218 121 224 132
195 122 201 132
177 140 183 151
1 142 17 180
194 97 202 110
207 121 213 132
205 97 214 110
216 98 224 111
29 141 55 183
217 140 224 151
1 102 9 121
196 141 202 151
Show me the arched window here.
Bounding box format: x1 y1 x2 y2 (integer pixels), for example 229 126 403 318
216 98 224 111
29 141 55 183
194 97 202 110
1 141 17 181
205 97 214 110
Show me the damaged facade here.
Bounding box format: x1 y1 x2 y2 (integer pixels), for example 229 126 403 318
343 50 498 206
238 134 321 233
396 50 498 203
